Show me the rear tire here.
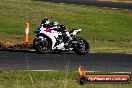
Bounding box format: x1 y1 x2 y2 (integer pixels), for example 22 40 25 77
72 38 90 55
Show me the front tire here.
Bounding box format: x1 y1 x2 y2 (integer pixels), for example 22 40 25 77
33 36 51 54
72 38 90 55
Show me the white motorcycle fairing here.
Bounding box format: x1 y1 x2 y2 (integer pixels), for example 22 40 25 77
39 26 64 50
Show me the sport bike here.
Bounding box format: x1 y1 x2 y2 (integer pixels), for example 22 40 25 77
33 23 90 55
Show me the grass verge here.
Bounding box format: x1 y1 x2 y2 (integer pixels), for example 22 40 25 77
0 71 132 88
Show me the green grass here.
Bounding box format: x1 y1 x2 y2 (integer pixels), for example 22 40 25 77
0 71 132 88
0 0 132 53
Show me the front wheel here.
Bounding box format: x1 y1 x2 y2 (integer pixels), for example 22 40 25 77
72 38 90 55
33 36 51 54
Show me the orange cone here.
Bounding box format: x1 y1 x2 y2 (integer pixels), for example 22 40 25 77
24 22 29 44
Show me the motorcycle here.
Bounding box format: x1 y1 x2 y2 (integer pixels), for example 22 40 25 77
33 22 90 55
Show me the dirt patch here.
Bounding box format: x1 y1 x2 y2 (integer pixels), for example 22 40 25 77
0 42 33 50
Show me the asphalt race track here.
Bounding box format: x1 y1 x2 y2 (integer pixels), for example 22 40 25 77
0 50 132 72
35 0 132 9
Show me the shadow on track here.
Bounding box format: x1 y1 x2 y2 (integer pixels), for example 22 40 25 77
33 0 132 9
0 48 74 54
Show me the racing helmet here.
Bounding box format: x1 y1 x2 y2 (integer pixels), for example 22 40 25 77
41 18 50 24
60 25 66 31
41 19 46 24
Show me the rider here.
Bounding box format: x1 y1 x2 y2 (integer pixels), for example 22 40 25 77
59 25 73 42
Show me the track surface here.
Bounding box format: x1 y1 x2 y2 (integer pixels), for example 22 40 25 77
35 0 132 9
0 50 132 72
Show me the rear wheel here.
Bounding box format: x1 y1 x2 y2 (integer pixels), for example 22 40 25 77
72 38 90 55
33 36 51 54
